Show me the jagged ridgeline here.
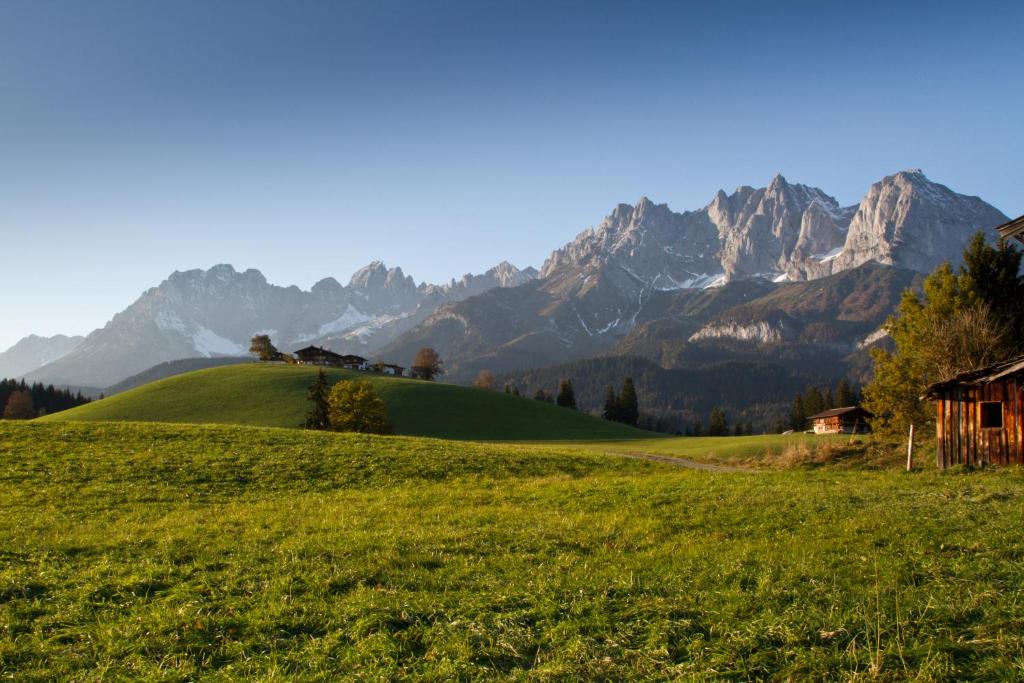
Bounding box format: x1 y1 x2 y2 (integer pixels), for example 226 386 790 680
9 169 1006 400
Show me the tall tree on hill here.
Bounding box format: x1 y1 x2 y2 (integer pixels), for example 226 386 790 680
412 347 444 381
474 369 496 391
327 380 392 434
865 234 1022 437
303 368 330 430
556 379 577 409
707 407 729 436
618 378 639 427
3 391 35 420
602 386 619 422
249 334 279 361
533 388 553 403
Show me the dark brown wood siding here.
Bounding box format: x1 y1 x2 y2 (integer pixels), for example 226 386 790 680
934 378 1024 468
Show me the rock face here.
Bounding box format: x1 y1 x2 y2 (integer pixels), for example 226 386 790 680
0 334 85 380
830 170 1008 273
382 169 1006 378
28 262 538 388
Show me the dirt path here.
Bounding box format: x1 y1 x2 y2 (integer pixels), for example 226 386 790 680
611 451 755 473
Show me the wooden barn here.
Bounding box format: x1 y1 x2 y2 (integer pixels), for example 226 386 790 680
924 355 1024 468
293 346 344 366
807 406 872 434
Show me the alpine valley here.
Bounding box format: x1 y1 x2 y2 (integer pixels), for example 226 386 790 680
12 170 1009 425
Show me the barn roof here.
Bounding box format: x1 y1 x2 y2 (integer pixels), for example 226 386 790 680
996 215 1024 244
807 406 871 420
923 354 1024 399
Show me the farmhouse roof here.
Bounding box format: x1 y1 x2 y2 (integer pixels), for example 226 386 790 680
293 345 342 358
923 355 1024 399
996 215 1024 244
807 406 871 420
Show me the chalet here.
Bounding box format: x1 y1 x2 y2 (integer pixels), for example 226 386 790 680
807 406 872 434
338 355 369 371
923 355 1024 468
996 214 1024 244
293 345 344 366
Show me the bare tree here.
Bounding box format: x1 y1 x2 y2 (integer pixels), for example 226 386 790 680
473 369 495 390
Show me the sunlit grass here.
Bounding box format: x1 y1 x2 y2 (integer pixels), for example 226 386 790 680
2 421 1023 680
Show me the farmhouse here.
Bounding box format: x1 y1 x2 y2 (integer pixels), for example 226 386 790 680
807 406 872 434
996 214 1024 244
924 355 1024 468
338 355 370 371
293 345 344 366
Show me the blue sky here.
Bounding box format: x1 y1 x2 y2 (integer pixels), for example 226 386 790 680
1 0 1022 350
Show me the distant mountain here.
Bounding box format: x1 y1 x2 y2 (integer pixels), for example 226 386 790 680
0 334 84 379
23 168 1007 400
381 170 1003 378
28 261 537 388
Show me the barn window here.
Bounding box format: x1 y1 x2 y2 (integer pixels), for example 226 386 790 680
980 402 1003 429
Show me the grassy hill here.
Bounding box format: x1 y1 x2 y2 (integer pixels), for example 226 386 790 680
3 420 1024 680
39 363 649 440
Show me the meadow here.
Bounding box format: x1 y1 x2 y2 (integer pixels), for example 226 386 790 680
39 364 647 441
2 420 1023 680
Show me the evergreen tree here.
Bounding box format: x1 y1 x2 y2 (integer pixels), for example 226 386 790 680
789 393 805 431
835 378 858 407
533 388 552 403
692 419 704 436
960 232 1024 345
504 383 511 395
602 386 619 422
823 388 835 411
556 379 577 409
618 377 639 427
303 368 330 430
707 406 728 436
803 386 824 418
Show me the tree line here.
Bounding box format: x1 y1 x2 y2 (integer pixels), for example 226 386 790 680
0 379 92 420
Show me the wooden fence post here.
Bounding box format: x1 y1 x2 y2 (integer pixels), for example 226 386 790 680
906 423 915 472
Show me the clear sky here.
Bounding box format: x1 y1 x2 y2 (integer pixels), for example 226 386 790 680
1 0 1022 350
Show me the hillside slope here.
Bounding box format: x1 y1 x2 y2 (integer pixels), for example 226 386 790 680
40 364 648 440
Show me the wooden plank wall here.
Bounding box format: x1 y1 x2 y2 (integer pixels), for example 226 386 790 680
935 378 1023 468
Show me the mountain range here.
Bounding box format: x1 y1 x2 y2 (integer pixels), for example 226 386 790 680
9 170 1009 410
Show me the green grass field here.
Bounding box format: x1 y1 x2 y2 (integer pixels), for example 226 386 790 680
39 363 648 441
3 421 1024 680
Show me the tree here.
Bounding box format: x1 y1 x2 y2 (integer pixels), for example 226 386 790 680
618 378 639 427
556 378 577 409
304 369 330 430
474 369 496 391
249 334 279 361
789 393 805 431
533 388 552 403
803 386 824 418
864 235 1023 437
327 380 392 434
602 386 619 422
3 391 34 420
707 406 728 436
835 378 858 407
412 347 444 381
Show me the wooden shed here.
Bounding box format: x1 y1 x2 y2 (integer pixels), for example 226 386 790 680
807 406 872 434
995 214 1024 244
923 355 1024 468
